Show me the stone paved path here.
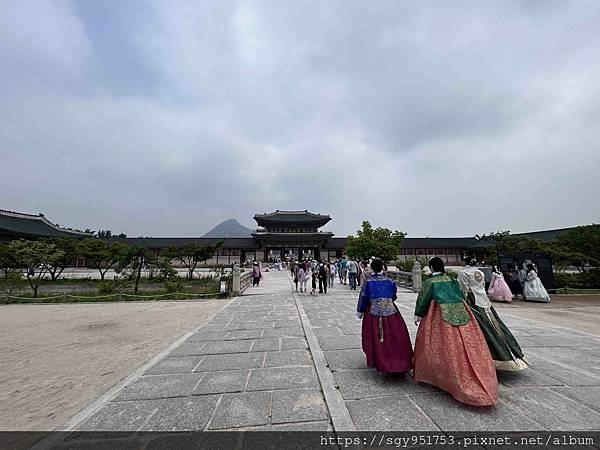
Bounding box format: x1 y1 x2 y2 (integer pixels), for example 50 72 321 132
73 270 600 432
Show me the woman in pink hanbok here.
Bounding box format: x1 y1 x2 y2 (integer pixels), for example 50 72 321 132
487 266 513 303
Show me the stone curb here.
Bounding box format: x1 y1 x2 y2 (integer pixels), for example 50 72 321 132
289 277 356 431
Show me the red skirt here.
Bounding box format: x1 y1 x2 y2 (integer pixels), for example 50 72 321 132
414 301 498 406
361 305 414 373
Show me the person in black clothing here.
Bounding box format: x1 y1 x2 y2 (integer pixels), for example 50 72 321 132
318 260 328 294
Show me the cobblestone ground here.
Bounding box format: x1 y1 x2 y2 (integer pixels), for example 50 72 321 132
73 270 600 432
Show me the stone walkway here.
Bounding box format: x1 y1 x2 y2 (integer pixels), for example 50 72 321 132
72 270 600 432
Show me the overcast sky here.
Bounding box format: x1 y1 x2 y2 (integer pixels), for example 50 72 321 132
1 1 599 238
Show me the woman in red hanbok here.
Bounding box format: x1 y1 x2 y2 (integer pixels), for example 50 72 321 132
413 257 498 406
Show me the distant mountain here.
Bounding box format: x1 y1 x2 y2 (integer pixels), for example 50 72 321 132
202 219 253 238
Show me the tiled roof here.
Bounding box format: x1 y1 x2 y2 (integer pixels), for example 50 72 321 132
0 209 91 238
254 210 331 223
110 237 259 249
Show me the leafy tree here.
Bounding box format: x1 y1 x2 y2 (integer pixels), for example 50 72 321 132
345 221 406 262
165 242 223 279
79 239 128 280
116 246 176 293
0 243 17 277
9 240 65 297
555 224 600 272
475 230 543 265
1 270 24 298
43 237 81 280
97 230 112 239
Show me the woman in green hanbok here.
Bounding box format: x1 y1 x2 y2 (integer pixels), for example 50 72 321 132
458 257 528 372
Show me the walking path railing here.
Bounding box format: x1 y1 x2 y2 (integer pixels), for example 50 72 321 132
385 261 423 292
232 264 253 295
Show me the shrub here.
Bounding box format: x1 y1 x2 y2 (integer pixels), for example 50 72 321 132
165 279 185 293
97 281 115 295
554 269 600 289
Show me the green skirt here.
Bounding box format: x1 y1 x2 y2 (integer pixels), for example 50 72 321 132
466 293 529 371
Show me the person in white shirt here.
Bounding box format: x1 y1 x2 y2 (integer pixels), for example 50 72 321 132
347 259 359 290
328 262 337 287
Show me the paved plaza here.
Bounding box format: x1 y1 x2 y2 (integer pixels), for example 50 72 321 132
70 270 600 433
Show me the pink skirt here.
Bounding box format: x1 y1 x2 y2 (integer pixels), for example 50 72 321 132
414 301 498 406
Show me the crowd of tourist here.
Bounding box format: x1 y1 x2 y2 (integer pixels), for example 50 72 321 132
282 255 388 295
249 251 552 406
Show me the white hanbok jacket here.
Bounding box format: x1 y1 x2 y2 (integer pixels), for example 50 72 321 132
458 265 492 308
523 270 550 303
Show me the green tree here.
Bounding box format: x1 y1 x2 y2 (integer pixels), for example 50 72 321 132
97 230 112 239
1 270 24 299
0 243 17 277
345 221 406 262
475 230 543 265
79 239 128 280
43 237 81 280
555 224 600 272
165 242 223 279
9 240 65 297
116 246 175 293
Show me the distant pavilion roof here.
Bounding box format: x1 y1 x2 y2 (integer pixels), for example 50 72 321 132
0 209 92 239
254 210 331 228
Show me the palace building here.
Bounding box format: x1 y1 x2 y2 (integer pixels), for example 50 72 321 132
0 208 577 266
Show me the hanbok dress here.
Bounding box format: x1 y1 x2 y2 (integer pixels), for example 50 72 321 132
357 273 413 373
413 273 498 406
523 270 551 303
488 272 513 303
459 266 528 371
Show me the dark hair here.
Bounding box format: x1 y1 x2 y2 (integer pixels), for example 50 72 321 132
492 265 501 274
370 258 384 272
429 257 445 273
463 255 477 266
526 263 536 273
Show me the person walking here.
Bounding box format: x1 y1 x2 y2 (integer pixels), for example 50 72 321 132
251 262 262 286
414 257 498 406
459 257 528 371
356 259 413 375
340 256 348 285
310 268 318 295
318 260 329 294
298 263 309 295
488 266 513 302
328 262 337 287
347 258 359 290
517 263 527 293
506 265 522 300
523 264 550 302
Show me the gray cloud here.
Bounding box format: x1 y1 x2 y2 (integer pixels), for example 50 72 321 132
1 0 599 238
